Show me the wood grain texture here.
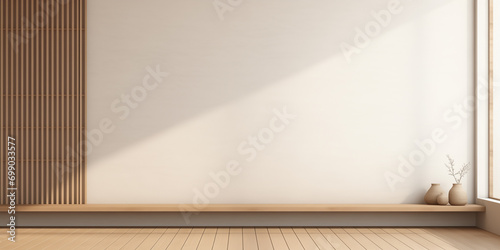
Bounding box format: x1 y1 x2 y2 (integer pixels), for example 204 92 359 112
150 228 179 250
0 0 86 205
255 228 274 250
196 228 216 250
268 228 289 250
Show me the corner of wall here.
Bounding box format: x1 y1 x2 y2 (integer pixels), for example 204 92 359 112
476 199 500 235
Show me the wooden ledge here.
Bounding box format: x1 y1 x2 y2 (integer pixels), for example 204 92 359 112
0 204 485 212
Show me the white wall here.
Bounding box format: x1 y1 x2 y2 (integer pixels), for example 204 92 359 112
87 0 474 204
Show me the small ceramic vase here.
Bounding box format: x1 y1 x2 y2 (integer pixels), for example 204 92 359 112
436 193 448 205
424 184 443 205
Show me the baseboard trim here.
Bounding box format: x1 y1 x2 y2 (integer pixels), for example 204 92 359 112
0 212 477 227
0 204 486 212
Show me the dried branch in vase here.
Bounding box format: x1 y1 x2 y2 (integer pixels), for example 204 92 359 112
444 155 471 184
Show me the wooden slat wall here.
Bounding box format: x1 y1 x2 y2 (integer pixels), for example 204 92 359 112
0 0 86 204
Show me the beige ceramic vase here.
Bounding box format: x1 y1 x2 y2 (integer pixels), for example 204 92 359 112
424 184 443 205
436 193 448 205
449 183 467 206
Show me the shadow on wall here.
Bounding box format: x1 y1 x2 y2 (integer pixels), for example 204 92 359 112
87 0 453 162
83 0 474 204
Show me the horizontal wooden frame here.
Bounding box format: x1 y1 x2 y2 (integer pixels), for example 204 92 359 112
0 204 485 212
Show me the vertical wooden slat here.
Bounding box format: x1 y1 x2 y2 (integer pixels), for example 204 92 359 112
39 0 43 204
8 0 11 205
46 0 52 204
60 0 64 204
78 0 81 204
35 0 41 204
16 0 19 203
13 0 16 204
8 0 11 204
23 0 27 205
26 0 30 205
64 0 67 204
4 0 7 205
23 0 27 204
14 0 17 202
5 0 8 205
78 0 83 204
72 0 77 204
25 0 29 205
28 0 33 204
83 0 87 204
32 0 35 204
32 0 37 204
3 0 6 205
1 0 4 205
18 0 21 204
43 0 48 204
19 0 23 204
26 0 33 204
26 0 30 204
28 0 31 204
66 0 72 204
6 0 9 205
61 0 65 204
78 0 82 204
76 0 80 204
55 0 60 204
63 0 67 204
45 0 49 204
21 0 25 205
73 0 77 204
75 0 80 204
38 0 42 204
17 0 21 203
20 0 24 205
17 0 21 204
32 0 39 204
22 0 26 204
46 0 50 204
10 0 14 204
9 0 12 205
66 0 71 204
61 0 64 204
71 0 76 204
21 0 25 204
10 0 13 204
0 0 4 205
26 0 29 204
50 0 54 204
59 0 64 204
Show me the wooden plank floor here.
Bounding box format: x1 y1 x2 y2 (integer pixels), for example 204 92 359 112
1 227 499 250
